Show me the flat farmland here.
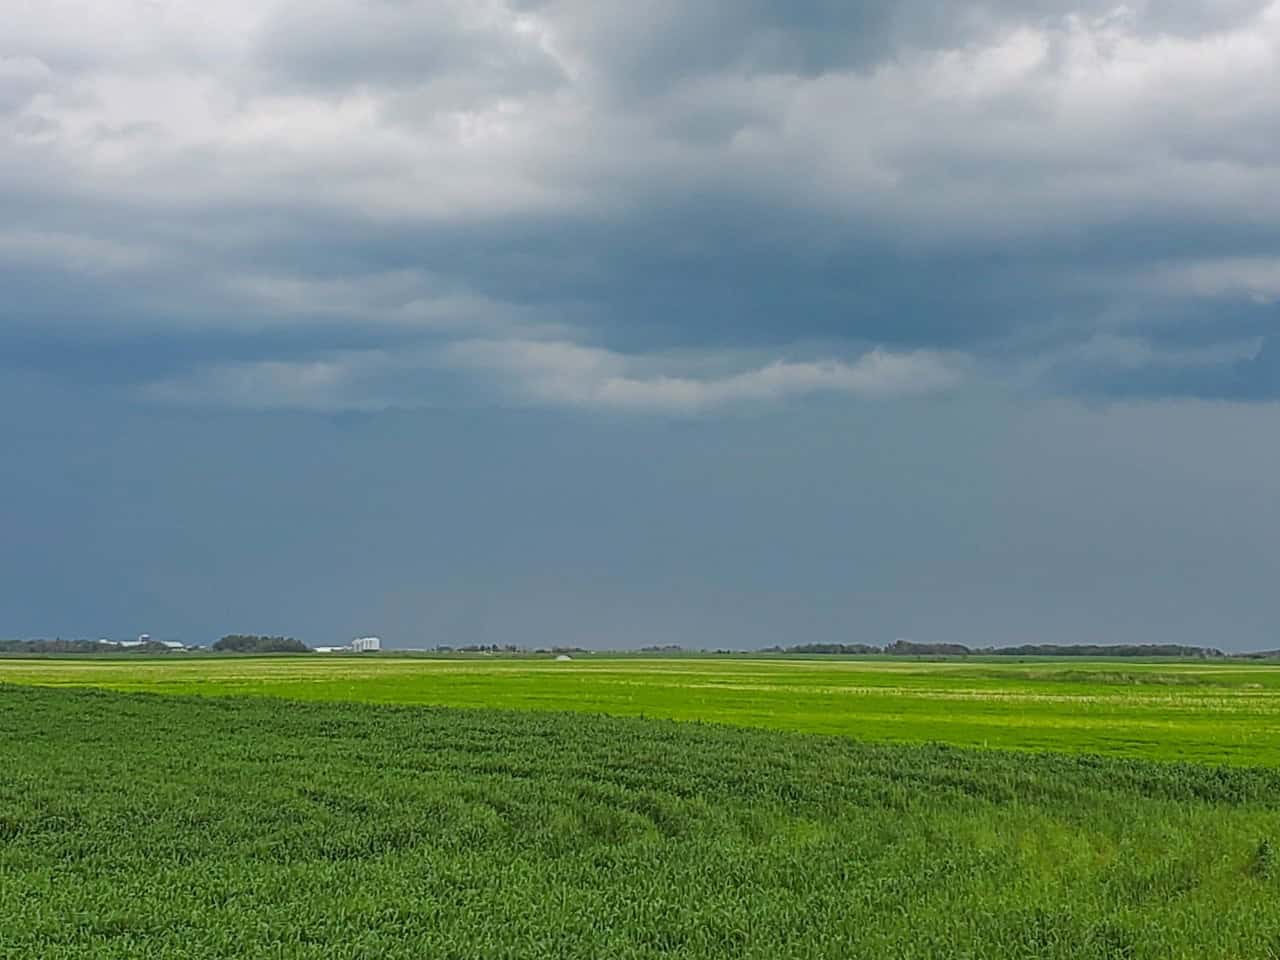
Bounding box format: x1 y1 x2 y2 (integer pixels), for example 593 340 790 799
5 684 1280 959
4 655 1280 765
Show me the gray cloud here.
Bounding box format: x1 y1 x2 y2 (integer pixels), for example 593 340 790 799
3 0 1280 410
442 340 961 413
140 339 963 414
0 55 52 114
537 0 1275 101
255 0 566 101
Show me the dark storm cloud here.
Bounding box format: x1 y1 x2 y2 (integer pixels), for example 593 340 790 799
1060 334 1280 401
254 0 566 98
4 0 1280 408
543 0 1272 98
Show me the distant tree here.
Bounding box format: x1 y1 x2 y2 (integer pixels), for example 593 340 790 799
885 640 972 657
212 635 309 654
780 644 881 656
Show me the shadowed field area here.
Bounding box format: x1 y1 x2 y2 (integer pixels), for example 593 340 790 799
2 684 1280 959
2 656 1280 765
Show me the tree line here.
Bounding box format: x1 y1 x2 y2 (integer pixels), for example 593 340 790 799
761 641 1228 658
0 638 174 655
212 635 309 654
1 637 1263 659
1 635 313 655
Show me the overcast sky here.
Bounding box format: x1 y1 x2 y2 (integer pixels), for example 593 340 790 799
4 1 1280 649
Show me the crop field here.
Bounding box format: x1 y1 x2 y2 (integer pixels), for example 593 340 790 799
3 683 1280 959
3 655 1280 765
5 657 1280 957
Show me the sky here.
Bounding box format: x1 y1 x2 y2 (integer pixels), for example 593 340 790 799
3 0 1280 650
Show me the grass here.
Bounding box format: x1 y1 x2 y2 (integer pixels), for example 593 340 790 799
3 683 1280 958
3 655 1280 765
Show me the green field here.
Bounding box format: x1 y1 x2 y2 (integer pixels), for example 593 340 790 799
3 683 1280 959
6 656 1280 957
3 655 1280 765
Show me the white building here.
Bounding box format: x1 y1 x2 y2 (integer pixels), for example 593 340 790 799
351 636 382 653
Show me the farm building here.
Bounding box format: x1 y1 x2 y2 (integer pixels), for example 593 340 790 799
316 637 382 654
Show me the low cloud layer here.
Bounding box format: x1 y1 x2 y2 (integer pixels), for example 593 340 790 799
145 341 961 414
4 0 1280 409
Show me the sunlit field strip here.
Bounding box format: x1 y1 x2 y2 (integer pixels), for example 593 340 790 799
4 656 1280 765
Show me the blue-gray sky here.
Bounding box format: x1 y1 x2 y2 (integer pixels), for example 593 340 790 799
3 1 1280 649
